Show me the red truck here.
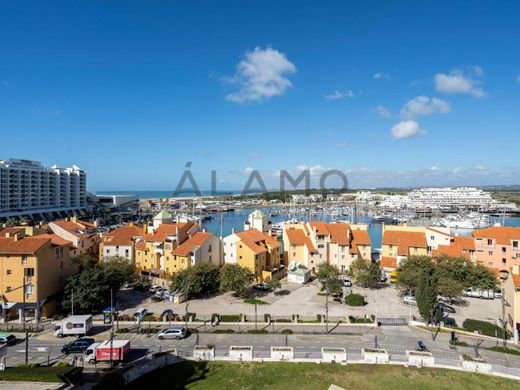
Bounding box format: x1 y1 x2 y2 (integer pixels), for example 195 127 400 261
85 340 130 363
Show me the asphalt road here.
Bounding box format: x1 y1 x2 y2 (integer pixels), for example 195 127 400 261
4 325 520 372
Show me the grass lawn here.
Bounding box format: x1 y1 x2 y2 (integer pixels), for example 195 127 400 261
126 361 519 390
0 366 70 382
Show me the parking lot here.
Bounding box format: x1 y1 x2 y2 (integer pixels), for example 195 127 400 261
115 279 502 326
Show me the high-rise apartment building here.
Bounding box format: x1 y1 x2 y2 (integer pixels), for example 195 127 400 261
0 158 87 218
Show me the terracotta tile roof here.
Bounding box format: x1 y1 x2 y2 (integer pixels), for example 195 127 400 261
380 256 397 269
145 222 195 242
51 219 96 238
426 227 452 237
172 232 213 256
350 228 371 255
473 227 520 246
0 227 24 237
236 229 279 254
286 229 318 253
35 234 72 247
135 241 148 251
0 236 50 254
104 225 145 246
382 230 427 256
326 223 350 245
308 221 330 236
432 236 475 260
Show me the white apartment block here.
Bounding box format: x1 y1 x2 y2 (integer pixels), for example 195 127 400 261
0 158 87 218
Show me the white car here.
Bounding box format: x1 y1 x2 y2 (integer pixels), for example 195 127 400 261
403 295 417 306
149 285 161 293
157 327 188 340
340 275 352 287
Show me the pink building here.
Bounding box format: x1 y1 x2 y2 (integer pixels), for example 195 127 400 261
473 227 520 271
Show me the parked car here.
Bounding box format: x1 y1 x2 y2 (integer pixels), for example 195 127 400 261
253 283 269 291
403 295 417 306
464 287 494 299
442 317 457 327
438 302 456 314
61 337 95 354
155 287 166 296
0 333 17 345
340 276 352 287
157 327 188 340
149 285 161 293
133 308 148 321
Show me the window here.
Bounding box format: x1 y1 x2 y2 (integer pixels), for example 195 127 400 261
502 258 507 264
487 239 493 246
413 247 418 254
488 251 493 256
21 255 27 265
292 252 296 257
208 245 212 252
116 246 119 250
25 268 35 277
209 255 212 262
6 270 11 275
125 249 129 257
106 249 111 254
513 241 519 249
389 245 393 250
430 236 434 240
488 262 493 267
25 285 33 295
502 247 507 253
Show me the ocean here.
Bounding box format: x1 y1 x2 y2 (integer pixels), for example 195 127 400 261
95 190 238 199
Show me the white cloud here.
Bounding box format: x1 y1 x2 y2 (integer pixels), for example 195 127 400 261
434 69 486 98
410 80 423 87
373 72 390 80
400 96 451 119
223 47 296 103
430 166 439 172
242 167 255 175
325 90 354 100
372 105 392 118
391 120 426 139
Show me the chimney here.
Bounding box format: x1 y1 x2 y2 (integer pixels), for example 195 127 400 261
13 234 19 242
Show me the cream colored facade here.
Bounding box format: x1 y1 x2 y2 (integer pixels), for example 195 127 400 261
503 265 520 343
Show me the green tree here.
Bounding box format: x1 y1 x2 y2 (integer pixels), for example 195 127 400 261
62 267 112 313
170 263 220 297
5 217 19 227
72 255 97 271
316 263 341 294
416 267 439 321
468 265 497 290
350 258 381 288
100 256 135 289
219 264 255 296
396 256 432 290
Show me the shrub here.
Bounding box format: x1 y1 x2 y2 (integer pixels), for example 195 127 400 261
247 329 268 334
449 339 468 347
486 346 520 355
116 328 130 334
244 298 269 305
316 314 322 322
274 318 292 323
281 329 293 335
348 315 373 323
55 361 70 368
143 315 161 322
462 319 507 339
117 314 133 321
344 293 365 306
219 315 241 322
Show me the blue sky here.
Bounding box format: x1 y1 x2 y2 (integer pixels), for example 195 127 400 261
1 1 519 191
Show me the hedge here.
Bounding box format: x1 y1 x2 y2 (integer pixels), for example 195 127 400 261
219 315 241 322
344 293 365 306
462 319 508 339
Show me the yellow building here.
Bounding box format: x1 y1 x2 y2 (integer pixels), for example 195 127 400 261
171 231 222 272
380 225 427 272
0 228 78 320
135 221 197 279
227 229 281 281
282 222 372 274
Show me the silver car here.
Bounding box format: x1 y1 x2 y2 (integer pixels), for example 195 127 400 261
157 327 188 340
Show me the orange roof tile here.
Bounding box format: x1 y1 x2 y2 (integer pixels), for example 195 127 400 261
473 227 520 246
380 256 397 269
0 227 24 237
382 230 427 256
0 236 50 254
308 221 330 236
326 223 350 245
104 225 146 246
135 241 148 251
286 229 318 253
145 222 195 242
350 228 371 255
51 219 96 238
172 232 213 256
35 233 72 247
236 229 279 254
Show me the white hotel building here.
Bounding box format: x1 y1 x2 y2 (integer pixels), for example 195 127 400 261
0 158 87 218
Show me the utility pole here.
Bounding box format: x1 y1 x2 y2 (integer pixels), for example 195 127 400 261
254 301 258 330
325 280 329 333
109 289 114 368
22 277 28 365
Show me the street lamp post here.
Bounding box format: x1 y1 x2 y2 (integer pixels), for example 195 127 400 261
325 280 329 333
